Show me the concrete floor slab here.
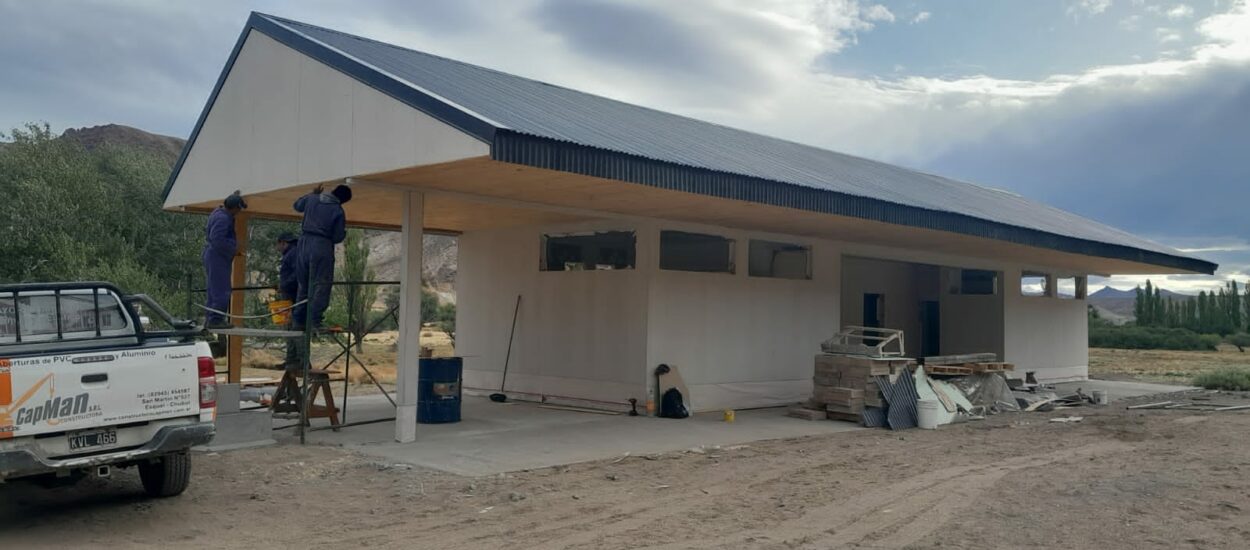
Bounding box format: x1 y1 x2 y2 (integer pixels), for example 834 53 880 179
267 378 1190 477
275 395 861 476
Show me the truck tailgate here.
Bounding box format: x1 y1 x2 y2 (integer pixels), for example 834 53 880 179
1 345 200 439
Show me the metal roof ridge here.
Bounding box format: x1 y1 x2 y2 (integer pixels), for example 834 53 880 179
254 12 506 131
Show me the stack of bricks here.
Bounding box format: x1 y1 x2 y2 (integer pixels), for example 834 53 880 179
812 354 911 421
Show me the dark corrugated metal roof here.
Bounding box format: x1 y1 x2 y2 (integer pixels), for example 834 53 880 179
163 12 1216 274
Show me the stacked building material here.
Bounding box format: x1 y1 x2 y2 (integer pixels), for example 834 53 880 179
809 354 912 422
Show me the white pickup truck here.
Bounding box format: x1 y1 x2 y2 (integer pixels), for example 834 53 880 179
0 282 216 497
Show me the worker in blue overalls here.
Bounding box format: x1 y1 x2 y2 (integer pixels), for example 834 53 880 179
292 184 351 331
202 191 247 328
275 232 300 368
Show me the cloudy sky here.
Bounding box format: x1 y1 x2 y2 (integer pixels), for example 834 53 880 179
1 0 1247 292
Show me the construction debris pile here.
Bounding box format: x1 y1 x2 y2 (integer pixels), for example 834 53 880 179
787 328 1063 430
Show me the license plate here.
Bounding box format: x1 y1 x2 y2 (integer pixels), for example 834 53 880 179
68 428 118 451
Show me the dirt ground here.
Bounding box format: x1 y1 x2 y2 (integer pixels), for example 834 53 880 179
1090 346 1250 384
4 390 1250 549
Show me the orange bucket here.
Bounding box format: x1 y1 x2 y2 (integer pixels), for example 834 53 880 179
269 299 293 325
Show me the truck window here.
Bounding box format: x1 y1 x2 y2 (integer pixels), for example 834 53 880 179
0 290 129 344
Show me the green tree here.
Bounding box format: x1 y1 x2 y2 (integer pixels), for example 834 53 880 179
0 123 202 314
1133 285 1145 324
326 229 378 352
1244 281 1250 332
1225 281 1235 332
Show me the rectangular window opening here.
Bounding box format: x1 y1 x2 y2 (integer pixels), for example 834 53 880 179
660 230 735 273
542 231 636 271
748 240 811 280
959 269 998 295
1056 276 1086 299
1020 271 1051 297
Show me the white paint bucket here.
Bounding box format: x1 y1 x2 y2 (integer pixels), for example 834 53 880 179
917 399 942 430
1092 390 1108 405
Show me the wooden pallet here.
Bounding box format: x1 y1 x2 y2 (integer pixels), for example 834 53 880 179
925 365 973 376
924 353 997 365
966 362 1014 373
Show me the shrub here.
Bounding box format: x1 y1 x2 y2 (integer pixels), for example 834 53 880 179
1192 367 1250 391
1227 333 1250 352
1089 325 1219 351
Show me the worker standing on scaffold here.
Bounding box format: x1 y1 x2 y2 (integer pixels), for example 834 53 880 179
202 191 247 329
291 184 351 331
275 232 301 368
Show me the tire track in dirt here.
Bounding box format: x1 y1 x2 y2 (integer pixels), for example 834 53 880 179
647 441 1132 549
312 448 831 550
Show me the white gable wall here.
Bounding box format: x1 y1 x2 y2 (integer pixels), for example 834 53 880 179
164 31 488 208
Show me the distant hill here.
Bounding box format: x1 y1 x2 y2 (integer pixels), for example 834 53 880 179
1088 286 1193 323
59 124 185 164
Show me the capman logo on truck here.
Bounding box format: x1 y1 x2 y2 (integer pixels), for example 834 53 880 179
14 392 92 427
1 365 102 438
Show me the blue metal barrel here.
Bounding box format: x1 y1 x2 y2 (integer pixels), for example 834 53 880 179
418 357 462 423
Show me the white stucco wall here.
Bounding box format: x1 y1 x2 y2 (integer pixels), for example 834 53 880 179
1003 268 1089 381
165 31 488 208
644 222 840 413
456 215 1091 412
455 220 652 407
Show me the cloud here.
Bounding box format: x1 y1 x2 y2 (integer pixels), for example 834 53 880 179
2 0 1249 286
911 11 932 24
1119 14 1143 29
862 4 895 23
1167 4 1196 19
1069 0 1114 18
1155 26 1184 42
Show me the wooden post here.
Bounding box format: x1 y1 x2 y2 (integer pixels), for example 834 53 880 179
227 212 250 384
396 192 424 443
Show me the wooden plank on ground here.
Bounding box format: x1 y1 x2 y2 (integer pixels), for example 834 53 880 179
787 405 828 421
825 410 861 422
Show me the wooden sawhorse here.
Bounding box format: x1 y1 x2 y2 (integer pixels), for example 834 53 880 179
271 368 342 430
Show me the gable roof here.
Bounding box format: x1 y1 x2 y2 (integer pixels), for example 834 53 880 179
165 12 1216 274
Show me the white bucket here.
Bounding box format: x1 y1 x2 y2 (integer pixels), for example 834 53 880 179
917 399 942 430
1092 390 1108 405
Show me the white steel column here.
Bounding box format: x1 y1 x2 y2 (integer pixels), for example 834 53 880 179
396 191 424 442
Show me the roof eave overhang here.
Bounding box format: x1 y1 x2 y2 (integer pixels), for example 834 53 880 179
491 130 1217 275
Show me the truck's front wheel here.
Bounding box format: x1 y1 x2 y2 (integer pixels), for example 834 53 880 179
139 452 192 497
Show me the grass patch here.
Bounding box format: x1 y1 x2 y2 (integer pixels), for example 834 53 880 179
1192 367 1250 391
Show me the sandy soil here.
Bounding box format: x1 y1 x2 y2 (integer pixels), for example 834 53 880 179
4 390 1250 549
1090 346 1250 384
